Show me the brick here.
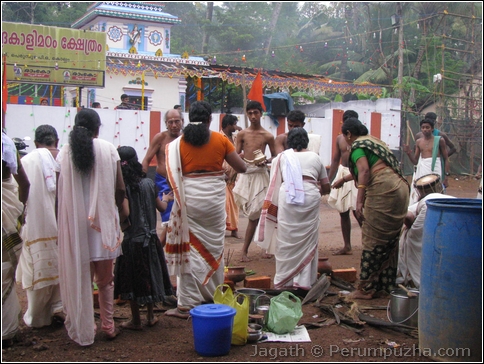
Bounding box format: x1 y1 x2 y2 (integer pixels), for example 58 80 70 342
244 276 272 289
332 268 357 283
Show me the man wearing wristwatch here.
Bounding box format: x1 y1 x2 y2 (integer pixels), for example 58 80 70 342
403 117 450 205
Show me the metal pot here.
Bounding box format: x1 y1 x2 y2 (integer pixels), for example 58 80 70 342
387 288 419 327
247 323 262 343
235 288 266 314
255 305 270 328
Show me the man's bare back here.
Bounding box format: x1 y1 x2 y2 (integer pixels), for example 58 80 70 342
337 134 351 168
328 134 351 182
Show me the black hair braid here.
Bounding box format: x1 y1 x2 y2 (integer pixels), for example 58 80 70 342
184 101 212 146
69 109 100 175
183 123 210 146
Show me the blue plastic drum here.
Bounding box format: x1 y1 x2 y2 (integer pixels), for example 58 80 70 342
419 198 482 361
190 304 236 357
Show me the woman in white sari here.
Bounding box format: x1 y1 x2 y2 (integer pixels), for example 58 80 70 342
55 109 125 345
256 128 330 290
164 101 246 319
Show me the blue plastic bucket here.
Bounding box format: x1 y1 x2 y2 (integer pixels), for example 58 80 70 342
419 198 482 362
190 304 236 357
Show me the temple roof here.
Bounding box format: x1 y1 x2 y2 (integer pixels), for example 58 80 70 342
105 59 382 96
71 2 180 29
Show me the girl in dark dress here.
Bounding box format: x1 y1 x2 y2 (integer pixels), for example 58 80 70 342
114 146 174 330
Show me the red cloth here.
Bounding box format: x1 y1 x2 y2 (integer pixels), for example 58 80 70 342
247 71 266 111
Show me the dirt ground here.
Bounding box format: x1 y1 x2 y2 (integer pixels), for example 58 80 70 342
2 175 481 362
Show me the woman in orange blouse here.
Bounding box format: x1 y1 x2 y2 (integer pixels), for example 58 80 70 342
164 101 246 318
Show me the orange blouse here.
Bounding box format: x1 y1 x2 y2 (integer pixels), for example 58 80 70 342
180 131 235 174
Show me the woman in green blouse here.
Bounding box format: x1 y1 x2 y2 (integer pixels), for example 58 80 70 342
341 117 410 300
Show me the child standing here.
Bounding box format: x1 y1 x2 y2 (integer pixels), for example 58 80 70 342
114 146 175 330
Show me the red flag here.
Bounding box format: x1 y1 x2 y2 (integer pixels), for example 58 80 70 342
247 71 266 111
2 55 8 114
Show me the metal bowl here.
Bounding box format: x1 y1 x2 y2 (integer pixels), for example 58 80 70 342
247 323 262 343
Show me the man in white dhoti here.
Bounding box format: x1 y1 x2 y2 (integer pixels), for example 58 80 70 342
404 118 450 205
397 176 455 288
2 132 30 346
328 110 360 255
233 101 276 262
16 125 64 328
220 114 241 238
164 101 246 319
256 128 330 290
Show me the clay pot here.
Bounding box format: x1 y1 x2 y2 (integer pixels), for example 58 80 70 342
317 257 333 275
225 266 246 283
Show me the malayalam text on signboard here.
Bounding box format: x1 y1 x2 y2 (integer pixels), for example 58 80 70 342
2 22 106 87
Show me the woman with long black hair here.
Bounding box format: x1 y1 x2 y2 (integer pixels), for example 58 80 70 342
55 108 125 345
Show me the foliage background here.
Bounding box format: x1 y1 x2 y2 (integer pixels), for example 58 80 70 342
2 2 482 173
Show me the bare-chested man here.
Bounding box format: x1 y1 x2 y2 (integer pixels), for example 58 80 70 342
220 114 242 238
275 110 321 155
328 110 361 255
274 110 306 154
233 101 276 262
414 112 456 157
404 118 449 205
142 109 183 222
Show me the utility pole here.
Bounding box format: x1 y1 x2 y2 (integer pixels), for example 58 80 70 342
396 2 404 101
241 68 248 128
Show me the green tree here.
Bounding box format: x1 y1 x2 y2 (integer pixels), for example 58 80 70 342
210 2 274 66
162 2 205 55
1 2 90 27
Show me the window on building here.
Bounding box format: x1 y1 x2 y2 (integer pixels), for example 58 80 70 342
130 96 148 110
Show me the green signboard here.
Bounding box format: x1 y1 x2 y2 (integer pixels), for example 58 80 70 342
2 22 106 87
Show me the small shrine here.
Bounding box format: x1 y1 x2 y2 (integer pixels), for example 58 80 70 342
71 1 209 110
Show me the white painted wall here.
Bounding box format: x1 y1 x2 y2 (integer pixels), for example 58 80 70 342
4 105 153 161
325 98 402 150
4 99 400 169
